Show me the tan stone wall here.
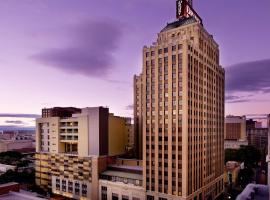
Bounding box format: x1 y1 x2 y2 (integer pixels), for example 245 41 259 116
108 114 126 156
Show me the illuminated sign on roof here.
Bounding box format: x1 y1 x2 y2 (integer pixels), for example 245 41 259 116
176 0 203 25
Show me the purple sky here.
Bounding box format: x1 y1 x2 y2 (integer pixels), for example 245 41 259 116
0 0 269 127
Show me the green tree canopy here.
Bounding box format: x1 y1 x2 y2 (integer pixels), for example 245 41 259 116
225 146 261 167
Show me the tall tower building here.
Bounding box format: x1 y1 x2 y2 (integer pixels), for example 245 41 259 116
134 0 225 199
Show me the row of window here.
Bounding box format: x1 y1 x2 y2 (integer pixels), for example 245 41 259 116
55 178 87 197
101 186 140 200
145 45 183 57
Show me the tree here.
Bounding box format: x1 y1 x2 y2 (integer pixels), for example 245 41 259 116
0 169 35 185
225 146 261 167
225 149 238 163
0 151 23 159
238 168 254 188
236 146 261 168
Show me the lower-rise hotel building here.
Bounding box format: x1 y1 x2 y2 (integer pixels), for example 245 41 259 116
35 107 134 199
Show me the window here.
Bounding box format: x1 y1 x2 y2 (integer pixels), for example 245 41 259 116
75 182 80 195
68 181 73 192
82 184 87 197
122 195 129 200
147 195 154 200
112 193 119 200
56 178 60 190
164 47 168 53
101 186 107 200
102 193 107 200
61 180 66 192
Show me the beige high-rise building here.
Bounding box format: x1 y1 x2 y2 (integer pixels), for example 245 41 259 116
134 0 225 199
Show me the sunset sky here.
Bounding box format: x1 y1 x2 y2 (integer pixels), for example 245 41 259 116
0 0 269 128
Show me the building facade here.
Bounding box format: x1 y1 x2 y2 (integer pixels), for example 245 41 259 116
134 1 225 199
134 74 144 159
125 118 135 152
0 139 34 153
247 128 268 151
35 107 132 199
223 161 241 186
224 140 248 150
109 114 133 156
225 116 246 141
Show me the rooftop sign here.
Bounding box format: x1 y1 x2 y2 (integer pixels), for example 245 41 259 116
176 0 203 25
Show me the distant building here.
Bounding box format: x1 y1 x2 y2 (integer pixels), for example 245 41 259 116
255 121 263 129
246 119 256 130
224 140 248 150
224 161 241 186
225 116 246 141
0 130 35 141
0 164 16 174
35 106 133 200
0 182 46 200
247 128 268 151
0 139 34 153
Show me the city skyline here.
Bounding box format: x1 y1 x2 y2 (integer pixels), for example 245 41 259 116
0 0 270 129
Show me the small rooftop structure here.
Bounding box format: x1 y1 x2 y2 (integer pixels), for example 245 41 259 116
100 164 143 186
161 17 197 32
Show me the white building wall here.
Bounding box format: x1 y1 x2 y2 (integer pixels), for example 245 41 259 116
99 180 145 200
51 176 91 200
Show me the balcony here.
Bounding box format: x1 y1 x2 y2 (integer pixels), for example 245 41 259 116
60 128 78 134
60 135 78 141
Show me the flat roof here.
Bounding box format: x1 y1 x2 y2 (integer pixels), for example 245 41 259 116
0 182 18 188
109 164 142 171
0 191 46 200
101 170 142 181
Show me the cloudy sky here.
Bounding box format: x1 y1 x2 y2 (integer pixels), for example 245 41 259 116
0 0 269 128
